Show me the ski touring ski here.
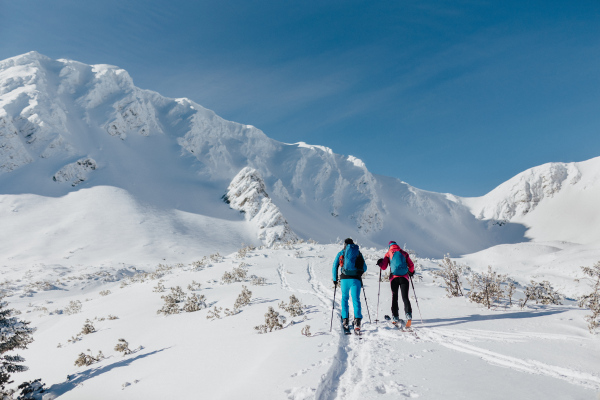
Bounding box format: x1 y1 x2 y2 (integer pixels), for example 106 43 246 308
385 315 419 338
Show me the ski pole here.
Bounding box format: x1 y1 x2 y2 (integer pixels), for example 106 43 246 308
329 282 338 332
361 280 372 324
375 269 382 324
409 274 423 324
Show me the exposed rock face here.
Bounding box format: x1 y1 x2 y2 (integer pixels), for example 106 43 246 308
225 167 298 246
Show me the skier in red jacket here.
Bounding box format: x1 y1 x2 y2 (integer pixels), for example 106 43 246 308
377 241 415 327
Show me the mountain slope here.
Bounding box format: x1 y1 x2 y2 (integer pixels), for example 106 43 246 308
0 51 594 261
460 157 600 245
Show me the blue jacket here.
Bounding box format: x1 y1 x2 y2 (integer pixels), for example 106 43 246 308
332 245 366 281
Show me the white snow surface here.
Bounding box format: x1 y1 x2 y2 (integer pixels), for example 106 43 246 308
4 243 600 400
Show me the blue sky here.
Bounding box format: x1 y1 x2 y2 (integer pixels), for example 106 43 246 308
1 0 599 196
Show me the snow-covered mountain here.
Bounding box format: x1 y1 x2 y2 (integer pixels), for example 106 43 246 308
460 157 600 245
0 51 598 264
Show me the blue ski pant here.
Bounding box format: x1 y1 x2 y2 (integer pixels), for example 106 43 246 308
340 278 362 319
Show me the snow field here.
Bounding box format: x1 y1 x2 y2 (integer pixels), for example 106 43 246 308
3 243 599 399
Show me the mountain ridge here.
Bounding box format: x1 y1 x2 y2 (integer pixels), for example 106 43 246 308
1 52 597 259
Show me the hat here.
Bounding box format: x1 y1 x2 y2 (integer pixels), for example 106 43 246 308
389 241 397 246
344 238 354 245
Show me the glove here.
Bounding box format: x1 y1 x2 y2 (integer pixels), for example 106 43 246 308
408 270 415 277
376 258 383 267
333 280 338 287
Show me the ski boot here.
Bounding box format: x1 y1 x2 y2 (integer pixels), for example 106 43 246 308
405 313 412 328
342 318 349 330
354 318 362 333
392 315 400 326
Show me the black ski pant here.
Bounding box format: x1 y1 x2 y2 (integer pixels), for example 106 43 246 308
391 277 412 318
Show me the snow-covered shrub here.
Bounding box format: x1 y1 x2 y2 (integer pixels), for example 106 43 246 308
506 279 517 306
520 280 564 308
187 281 201 291
433 255 466 297
221 265 248 284
99 290 111 296
467 267 508 309
153 280 166 293
234 286 252 310
279 295 304 317
182 293 207 313
107 315 119 320
74 350 104 367
250 275 266 286
0 299 35 394
206 306 223 320
379 269 391 282
16 378 46 399
157 286 186 315
578 261 600 334
80 319 96 335
254 307 283 333
191 258 208 271
210 253 223 263
114 339 132 356
236 244 256 259
294 250 303 258
65 300 82 315
301 325 311 336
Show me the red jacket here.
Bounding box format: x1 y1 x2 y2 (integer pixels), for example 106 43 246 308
379 243 414 281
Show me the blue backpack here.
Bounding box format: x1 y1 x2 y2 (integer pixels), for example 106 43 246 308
390 250 409 276
340 244 363 276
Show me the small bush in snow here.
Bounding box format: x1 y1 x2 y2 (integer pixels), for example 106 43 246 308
74 349 105 367
107 314 119 320
520 280 564 308
99 290 111 296
236 286 253 307
157 286 186 315
114 339 132 356
191 258 208 271
433 255 466 297
506 279 517 307
16 378 46 399
254 307 284 333
187 280 202 291
210 253 223 263
279 295 304 317
236 244 256 259
65 300 82 315
250 275 267 286
206 306 223 320
182 293 207 313
301 325 311 336
379 269 391 282
221 265 248 284
467 267 508 309
80 319 96 335
294 250 303 258
578 261 600 334
153 280 166 293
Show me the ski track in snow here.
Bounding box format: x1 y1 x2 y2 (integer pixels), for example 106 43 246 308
287 258 599 399
420 328 600 391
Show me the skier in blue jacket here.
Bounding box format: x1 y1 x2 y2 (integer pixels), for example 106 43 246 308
332 238 367 332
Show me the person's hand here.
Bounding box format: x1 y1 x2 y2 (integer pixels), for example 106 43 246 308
376 258 383 267
333 280 338 287
408 270 415 277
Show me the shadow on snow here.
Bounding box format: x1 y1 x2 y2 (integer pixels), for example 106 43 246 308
45 348 169 397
